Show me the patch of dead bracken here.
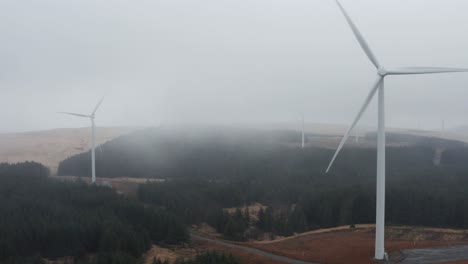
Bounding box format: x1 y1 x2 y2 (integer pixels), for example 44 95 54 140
144 245 179 264
224 203 268 222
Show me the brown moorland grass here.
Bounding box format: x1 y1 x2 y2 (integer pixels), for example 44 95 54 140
245 225 468 264
144 245 180 264
0 127 136 174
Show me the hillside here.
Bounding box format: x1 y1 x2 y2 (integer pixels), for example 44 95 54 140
58 126 467 180
1 124 464 177
54 126 468 244
0 127 137 174
22 125 468 263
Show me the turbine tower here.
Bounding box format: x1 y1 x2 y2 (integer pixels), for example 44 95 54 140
59 96 105 184
301 114 305 148
441 119 445 136
326 0 468 260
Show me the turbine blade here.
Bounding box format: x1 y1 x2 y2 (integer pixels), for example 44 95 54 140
92 96 105 115
58 112 90 118
335 0 380 69
387 67 468 75
326 76 383 173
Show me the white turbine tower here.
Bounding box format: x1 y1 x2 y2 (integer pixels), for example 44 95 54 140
441 119 446 136
326 0 468 260
301 114 305 148
59 96 105 184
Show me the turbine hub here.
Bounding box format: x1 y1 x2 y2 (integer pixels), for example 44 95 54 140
378 67 387 76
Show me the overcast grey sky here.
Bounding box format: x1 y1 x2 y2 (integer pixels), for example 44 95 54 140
1 0 468 133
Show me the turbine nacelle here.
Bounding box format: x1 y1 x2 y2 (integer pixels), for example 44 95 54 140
58 96 105 120
378 67 387 76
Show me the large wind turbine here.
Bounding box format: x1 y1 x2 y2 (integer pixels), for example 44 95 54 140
326 0 468 260
59 97 105 184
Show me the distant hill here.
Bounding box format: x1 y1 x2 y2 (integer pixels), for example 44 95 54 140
57 126 468 180
57 126 468 241
0 127 137 174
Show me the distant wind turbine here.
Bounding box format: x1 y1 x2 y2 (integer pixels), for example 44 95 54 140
325 0 468 260
301 114 305 148
441 119 446 136
59 96 105 184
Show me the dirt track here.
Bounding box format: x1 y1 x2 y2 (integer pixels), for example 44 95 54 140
191 234 317 264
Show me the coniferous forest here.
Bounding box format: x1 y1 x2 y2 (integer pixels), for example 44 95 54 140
6 127 468 261
0 162 188 264
60 128 468 240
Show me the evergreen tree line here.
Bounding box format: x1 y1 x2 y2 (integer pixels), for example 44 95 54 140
58 128 463 184
214 208 250 240
59 128 468 239
0 162 188 264
139 169 468 240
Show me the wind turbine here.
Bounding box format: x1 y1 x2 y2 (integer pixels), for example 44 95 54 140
59 96 105 184
325 0 468 260
441 119 446 136
301 113 305 148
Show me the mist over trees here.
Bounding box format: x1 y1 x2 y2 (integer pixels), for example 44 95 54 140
5 127 468 262
58 127 315 179
58 127 458 181
58 127 468 239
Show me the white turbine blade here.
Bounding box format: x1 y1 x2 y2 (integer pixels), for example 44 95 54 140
92 96 105 115
326 76 383 173
335 0 380 69
387 67 468 75
58 112 90 118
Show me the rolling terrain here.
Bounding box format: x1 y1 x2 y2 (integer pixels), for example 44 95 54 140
0 127 137 174
1 124 466 176
4 125 468 263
